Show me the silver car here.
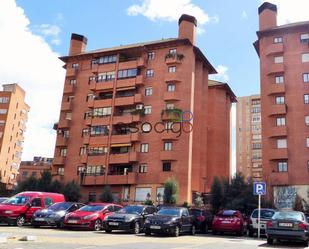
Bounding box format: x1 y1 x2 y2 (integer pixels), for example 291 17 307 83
266 211 309 246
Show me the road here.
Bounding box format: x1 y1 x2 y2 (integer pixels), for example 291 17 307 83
0 226 306 249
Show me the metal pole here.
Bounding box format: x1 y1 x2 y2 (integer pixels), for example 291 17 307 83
258 194 261 239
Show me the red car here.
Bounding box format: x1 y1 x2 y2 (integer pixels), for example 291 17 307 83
64 203 122 231
212 210 247 236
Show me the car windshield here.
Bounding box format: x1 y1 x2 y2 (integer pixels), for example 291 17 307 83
48 202 72 211
157 208 181 216
273 212 303 221
117 206 143 215
3 195 31 206
217 210 236 217
0 198 7 203
79 205 104 212
252 209 275 219
190 209 202 216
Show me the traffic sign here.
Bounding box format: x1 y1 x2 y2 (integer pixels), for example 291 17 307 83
253 182 266 195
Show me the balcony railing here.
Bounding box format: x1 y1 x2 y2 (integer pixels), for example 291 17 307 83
163 91 181 101
165 53 184 64
63 84 75 94
269 148 288 160
58 119 71 128
268 104 287 116
267 83 286 95
109 151 139 164
269 171 289 186
267 64 284 75
266 43 284 55
269 126 287 137
53 156 66 165
160 151 178 161
60 101 73 111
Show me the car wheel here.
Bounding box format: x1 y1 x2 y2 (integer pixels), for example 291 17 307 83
56 221 64 229
267 238 273 245
94 219 102 231
105 229 112 233
16 215 26 227
191 225 196 235
173 226 180 237
132 222 140 234
303 240 309 247
145 228 151 236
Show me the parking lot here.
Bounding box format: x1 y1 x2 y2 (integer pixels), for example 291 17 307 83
0 226 307 249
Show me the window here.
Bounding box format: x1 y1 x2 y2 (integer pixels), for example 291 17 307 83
274 56 283 64
135 187 151 202
80 146 87 155
90 125 109 136
305 116 309 126
0 97 9 103
277 139 287 148
146 69 154 78
275 76 284 84
144 106 151 115
88 147 108 156
22 171 28 177
274 37 283 43
168 66 176 73
167 84 176 92
166 103 174 110
252 107 260 113
0 120 5 126
0 109 7 114
93 107 112 117
252 125 261 132
86 165 105 175
252 99 260 105
72 63 79 68
31 198 42 207
44 197 53 207
252 116 261 122
117 68 138 79
252 143 262 149
163 162 171 171
60 148 67 156
307 138 309 148
278 162 288 172
304 94 309 104
276 117 286 126
88 192 96 202
302 53 309 63
139 164 147 173
97 71 115 82
65 112 72 120
303 73 309 83
301 34 309 43
148 52 155 60
57 167 64 175
164 142 172 151
140 143 149 153
169 48 177 54
275 96 285 104
93 55 117 65
32 172 37 177
145 87 153 96
70 79 76 85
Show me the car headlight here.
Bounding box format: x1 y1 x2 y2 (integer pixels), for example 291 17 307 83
145 219 150 224
84 214 97 220
4 211 13 214
103 216 109 221
125 216 134 222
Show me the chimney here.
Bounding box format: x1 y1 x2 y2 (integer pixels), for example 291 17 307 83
69 33 88 56
258 2 277 31
178 14 197 45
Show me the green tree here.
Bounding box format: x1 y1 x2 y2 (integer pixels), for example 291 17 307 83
49 180 64 193
63 181 81 202
99 185 114 203
37 171 52 191
210 176 223 214
15 176 39 193
163 177 179 204
294 194 304 212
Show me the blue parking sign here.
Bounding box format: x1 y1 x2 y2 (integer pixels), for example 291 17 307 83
253 182 266 195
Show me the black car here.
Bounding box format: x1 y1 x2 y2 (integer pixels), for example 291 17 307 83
189 207 213 233
266 211 309 246
31 202 85 228
103 205 156 234
144 207 196 237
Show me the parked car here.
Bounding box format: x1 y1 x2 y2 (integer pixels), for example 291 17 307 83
103 205 157 234
266 211 309 246
144 207 195 237
0 197 8 203
0 191 65 226
189 207 213 233
31 202 85 228
64 203 122 231
247 208 275 237
212 210 247 236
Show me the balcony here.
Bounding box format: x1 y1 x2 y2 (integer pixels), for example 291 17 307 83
161 132 179 140
66 67 79 77
85 116 92 126
113 114 141 124
87 155 107 165
80 154 88 164
267 83 286 95
82 175 105 186
160 151 178 161
114 94 143 106
91 63 116 74
92 99 113 108
90 81 114 91
269 172 289 186
269 126 288 137
267 64 284 75
135 75 144 86
118 58 146 70
161 109 182 121
269 148 288 160
89 135 109 145
165 73 182 83
165 53 184 65
266 43 284 55
268 104 287 116
61 101 73 111
107 172 137 185
111 133 140 144
91 116 111 126
58 119 71 128
163 92 181 101
53 156 66 165
83 135 90 144
63 84 75 94
109 152 139 164
56 136 68 147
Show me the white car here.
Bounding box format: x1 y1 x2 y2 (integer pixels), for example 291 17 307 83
248 208 275 237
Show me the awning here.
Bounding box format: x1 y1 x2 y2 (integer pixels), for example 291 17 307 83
116 86 136 91
110 143 131 147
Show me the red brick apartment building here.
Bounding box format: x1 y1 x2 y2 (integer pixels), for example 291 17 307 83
52 14 236 204
17 157 52 183
255 2 309 208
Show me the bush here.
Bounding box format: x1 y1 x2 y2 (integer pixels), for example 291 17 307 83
99 185 114 203
144 199 153 205
210 177 222 214
63 181 81 202
163 177 179 204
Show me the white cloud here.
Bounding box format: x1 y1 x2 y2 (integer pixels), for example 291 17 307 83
0 0 65 160
127 0 218 34
33 24 61 45
241 10 248 19
261 0 309 24
210 65 229 82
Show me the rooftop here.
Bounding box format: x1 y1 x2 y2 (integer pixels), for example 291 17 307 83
208 80 237 103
